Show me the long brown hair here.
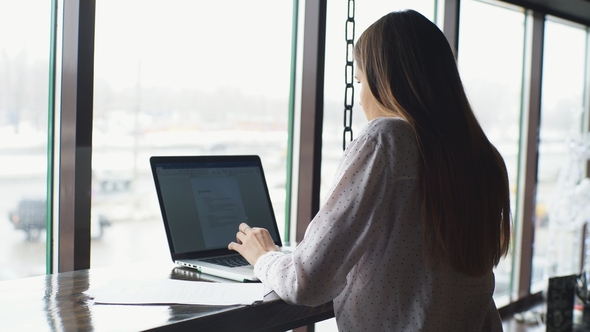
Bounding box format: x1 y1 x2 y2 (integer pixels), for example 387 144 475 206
354 10 511 276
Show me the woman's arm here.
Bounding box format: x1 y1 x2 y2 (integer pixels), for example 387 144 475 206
254 133 393 306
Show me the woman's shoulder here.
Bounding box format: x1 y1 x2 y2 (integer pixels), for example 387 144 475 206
341 116 420 179
360 116 415 145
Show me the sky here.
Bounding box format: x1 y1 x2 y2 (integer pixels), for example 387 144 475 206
0 0 586 112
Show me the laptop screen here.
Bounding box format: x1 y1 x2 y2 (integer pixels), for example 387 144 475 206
150 156 282 257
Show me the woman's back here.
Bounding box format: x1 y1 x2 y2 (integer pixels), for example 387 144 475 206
329 117 502 331
353 9 511 277
254 117 502 331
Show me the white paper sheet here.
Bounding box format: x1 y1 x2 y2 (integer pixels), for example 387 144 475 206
84 278 264 306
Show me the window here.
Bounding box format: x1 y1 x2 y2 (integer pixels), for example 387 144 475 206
91 0 295 267
457 0 526 301
532 17 587 288
0 0 54 280
4 0 590 325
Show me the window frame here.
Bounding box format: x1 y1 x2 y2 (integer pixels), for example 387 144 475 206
53 0 590 318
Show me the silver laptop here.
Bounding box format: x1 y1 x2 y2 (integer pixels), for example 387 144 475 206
150 155 284 282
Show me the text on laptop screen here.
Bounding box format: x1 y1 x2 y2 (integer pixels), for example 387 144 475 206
154 160 279 254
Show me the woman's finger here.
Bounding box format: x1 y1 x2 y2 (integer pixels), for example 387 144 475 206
228 241 241 252
239 223 251 234
236 231 247 244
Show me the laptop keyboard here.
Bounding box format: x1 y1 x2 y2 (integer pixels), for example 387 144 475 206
203 255 250 267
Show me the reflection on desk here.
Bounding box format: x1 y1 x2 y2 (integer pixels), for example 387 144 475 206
0 263 334 331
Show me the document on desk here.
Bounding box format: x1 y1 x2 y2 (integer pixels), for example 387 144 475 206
85 278 264 306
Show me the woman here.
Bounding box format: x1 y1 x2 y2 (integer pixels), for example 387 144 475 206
229 9 511 331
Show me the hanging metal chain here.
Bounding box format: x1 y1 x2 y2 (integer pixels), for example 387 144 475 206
343 0 355 150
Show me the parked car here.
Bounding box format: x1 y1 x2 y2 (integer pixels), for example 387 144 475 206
8 198 111 241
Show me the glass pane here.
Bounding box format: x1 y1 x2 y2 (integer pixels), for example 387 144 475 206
458 0 525 300
92 0 293 267
319 1 437 330
0 1 52 280
534 19 587 285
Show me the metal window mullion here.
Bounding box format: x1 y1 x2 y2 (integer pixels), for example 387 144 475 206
580 26 590 273
293 1 327 331
585 28 590 178
515 10 544 300
46 0 59 275
58 0 95 272
443 0 460 56
295 0 326 245
284 0 300 245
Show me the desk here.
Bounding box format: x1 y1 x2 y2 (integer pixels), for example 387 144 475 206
0 263 334 331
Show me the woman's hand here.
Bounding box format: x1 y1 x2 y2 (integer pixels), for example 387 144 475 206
228 223 280 266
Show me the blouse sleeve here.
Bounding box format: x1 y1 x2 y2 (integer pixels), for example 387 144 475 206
254 127 397 306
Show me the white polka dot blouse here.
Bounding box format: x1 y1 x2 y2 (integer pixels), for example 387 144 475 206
254 117 503 331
